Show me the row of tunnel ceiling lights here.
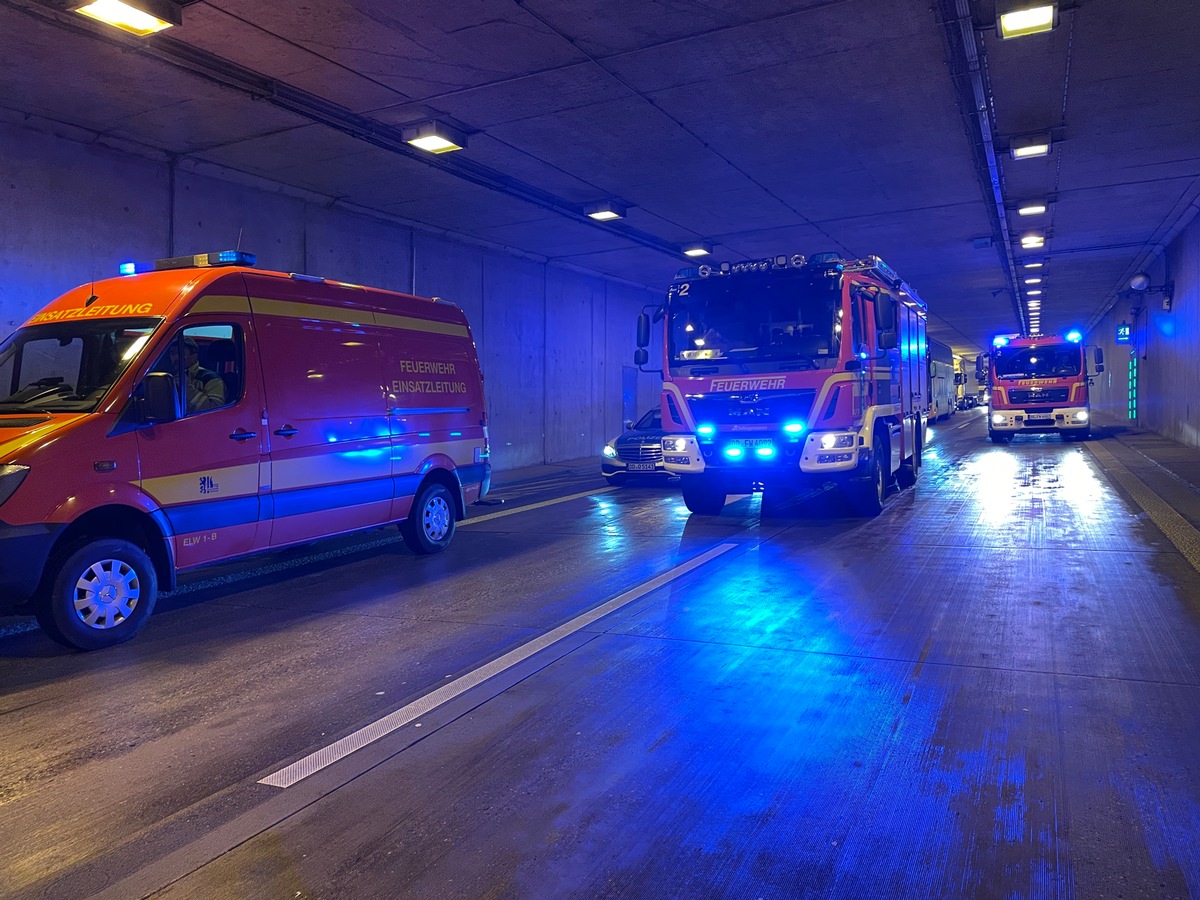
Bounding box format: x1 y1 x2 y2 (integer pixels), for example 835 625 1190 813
77 0 1059 270
997 3 1060 335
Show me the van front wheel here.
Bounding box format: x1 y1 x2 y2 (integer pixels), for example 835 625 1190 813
37 538 159 651
401 483 457 554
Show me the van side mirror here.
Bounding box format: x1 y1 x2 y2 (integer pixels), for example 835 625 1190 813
138 372 179 425
636 313 650 349
1094 347 1105 373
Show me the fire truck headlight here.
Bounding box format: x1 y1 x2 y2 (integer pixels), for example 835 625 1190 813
1075 410 1089 422
820 433 854 450
992 413 1005 425
602 444 617 459
663 437 689 453
0 464 30 507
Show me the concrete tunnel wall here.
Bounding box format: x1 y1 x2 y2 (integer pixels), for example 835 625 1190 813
0 118 665 473
1088 212 1200 449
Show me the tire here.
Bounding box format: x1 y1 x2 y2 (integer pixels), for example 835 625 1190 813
36 538 158 651
681 476 726 515
848 433 887 517
401 482 457 554
989 430 1011 445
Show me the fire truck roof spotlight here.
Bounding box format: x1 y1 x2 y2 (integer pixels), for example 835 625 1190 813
1065 329 1083 343
992 336 1010 347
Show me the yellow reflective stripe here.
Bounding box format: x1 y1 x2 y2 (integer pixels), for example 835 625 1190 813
141 464 259 505
373 312 469 338
248 297 469 337
188 294 252 315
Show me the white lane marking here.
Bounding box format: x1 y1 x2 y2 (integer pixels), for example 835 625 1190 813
464 486 618 525
259 541 739 788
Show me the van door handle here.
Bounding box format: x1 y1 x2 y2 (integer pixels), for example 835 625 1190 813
229 429 258 442
273 426 298 437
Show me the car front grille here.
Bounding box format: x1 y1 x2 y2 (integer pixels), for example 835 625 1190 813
618 444 663 463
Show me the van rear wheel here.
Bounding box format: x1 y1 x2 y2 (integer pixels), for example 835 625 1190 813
401 482 457 554
37 538 158 651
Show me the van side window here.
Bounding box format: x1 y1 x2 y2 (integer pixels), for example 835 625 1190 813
149 325 243 417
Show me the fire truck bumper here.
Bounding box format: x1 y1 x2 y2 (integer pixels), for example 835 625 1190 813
989 407 1090 434
661 431 865 480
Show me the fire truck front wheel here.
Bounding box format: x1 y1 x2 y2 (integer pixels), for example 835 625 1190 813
846 434 888 517
989 429 1012 444
681 476 727 515
37 537 159 651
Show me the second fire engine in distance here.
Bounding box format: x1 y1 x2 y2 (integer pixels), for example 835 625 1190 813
634 253 928 517
976 330 1104 443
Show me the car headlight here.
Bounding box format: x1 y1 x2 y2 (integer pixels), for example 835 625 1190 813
992 413 1005 425
663 437 689 453
819 433 855 450
0 464 30 507
602 444 617 459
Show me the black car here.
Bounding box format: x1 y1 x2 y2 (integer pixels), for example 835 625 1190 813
601 409 674 484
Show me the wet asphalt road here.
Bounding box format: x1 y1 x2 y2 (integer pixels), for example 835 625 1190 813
3 408 1200 899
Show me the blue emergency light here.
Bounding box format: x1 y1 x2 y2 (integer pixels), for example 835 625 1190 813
119 250 257 275
992 336 1010 348
1065 329 1083 343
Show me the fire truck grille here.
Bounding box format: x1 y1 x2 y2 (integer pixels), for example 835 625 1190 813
1009 388 1069 403
687 389 818 426
618 445 663 463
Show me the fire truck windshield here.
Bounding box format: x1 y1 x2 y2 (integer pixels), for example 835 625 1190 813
993 343 1082 379
668 272 842 368
0 318 161 414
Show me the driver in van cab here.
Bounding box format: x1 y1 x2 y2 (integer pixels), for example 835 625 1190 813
170 336 225 413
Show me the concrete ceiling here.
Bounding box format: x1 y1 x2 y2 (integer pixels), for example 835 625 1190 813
2 0 1198 358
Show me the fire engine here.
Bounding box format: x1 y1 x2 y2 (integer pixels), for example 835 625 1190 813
634 253 927 517
976 330 1104 443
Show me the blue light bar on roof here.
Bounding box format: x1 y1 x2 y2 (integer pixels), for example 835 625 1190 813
118 250 257 275
1065 329 1083 343
993 336 1010 347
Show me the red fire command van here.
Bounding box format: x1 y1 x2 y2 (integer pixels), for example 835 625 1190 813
0 251 491 650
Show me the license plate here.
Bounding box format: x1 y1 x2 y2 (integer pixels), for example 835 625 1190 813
732 438 774 448
1025 415 1052 423
626 462 657 472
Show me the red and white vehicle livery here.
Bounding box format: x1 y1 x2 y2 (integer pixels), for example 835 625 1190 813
0 250 490 649
976 330 1104 443
635 253 928 516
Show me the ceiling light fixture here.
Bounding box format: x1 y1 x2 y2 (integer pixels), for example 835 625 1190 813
998 4 1058 39
1024 277 1043 285
1027 289 1044 296
401 120 467 154
75 0 181 35
584 201 627 222
1011 135 1052 160
1023 260 1045 269
681 241 713 258
1020 233 1045 248
1018 202 1048 216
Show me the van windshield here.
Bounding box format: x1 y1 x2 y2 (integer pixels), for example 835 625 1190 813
0 318 162 414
